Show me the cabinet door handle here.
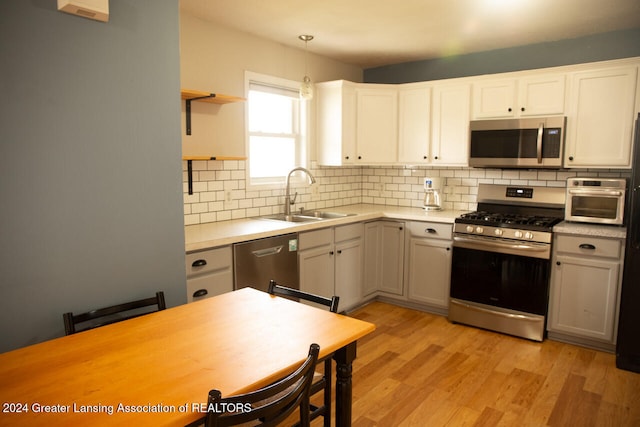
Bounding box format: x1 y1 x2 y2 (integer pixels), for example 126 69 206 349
193 289 208 298
425 228 437 234
556 261 561 266
192 259 207 267
579 244 596 250
399 227 403 230
329 251 334 255
337 250 342 254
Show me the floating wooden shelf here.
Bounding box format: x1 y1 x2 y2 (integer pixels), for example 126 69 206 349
181 89 246 135
180 89 246 105
182 156 246 161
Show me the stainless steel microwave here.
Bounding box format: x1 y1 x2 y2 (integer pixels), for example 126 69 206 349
469 117 566 168
565 178 626 225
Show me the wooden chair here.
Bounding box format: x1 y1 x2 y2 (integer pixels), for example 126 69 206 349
204 343 320 427
268 280 339 427
63 291 166 335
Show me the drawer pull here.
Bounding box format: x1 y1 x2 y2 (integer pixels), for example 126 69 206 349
425 228 437 234
193 289 208 298
579 244 596 250
192 259 207 267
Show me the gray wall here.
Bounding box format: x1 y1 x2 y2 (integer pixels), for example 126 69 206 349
365 28 640 83
0 0 186 352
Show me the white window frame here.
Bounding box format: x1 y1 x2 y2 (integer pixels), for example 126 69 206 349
244 71 309 189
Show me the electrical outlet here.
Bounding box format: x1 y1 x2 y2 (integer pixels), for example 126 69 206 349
225 191 232 202
312 183 320 196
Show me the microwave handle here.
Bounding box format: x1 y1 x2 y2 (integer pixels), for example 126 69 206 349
537 122 544 164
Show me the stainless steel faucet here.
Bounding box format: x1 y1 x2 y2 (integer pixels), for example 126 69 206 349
284 167 316 215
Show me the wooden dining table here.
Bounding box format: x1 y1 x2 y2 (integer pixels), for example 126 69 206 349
0 287 375 426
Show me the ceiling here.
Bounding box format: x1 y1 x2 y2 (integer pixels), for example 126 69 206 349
179 0 640 69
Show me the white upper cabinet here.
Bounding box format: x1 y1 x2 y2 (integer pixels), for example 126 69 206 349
316 80 357 166
472 74 566 119
398 84 431 164
431 82 471 166
355 85 398 164
564 66 638 168
315 57 639 169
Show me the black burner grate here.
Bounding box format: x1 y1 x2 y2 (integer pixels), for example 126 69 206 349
457 211 562 230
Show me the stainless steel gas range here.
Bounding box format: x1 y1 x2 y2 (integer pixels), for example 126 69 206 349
449 184 566 341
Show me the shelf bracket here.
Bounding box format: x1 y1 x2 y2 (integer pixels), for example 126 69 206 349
185 94 216 135
187 160 194 195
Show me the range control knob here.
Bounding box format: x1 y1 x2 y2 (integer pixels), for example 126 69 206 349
475 226 484 234
514 230 523 239
494 229 503 236
525 231 534 240
466 225 474 233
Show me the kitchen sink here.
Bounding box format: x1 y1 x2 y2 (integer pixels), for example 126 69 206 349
299 210 355 219
261 214 324 223
261 211 356 223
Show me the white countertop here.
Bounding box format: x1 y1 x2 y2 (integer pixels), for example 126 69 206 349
553 221 627 239
185 204 467 252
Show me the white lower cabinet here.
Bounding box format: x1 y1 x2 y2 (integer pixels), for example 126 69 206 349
363 220 405 297
548 234 624 347
406 221 452 313
185 246 233 302
298 223 364 311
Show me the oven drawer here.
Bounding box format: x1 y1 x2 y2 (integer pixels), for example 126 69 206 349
555 235 621 259
407 221 452 240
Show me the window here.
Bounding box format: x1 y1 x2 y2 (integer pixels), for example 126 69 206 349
246 72 308 186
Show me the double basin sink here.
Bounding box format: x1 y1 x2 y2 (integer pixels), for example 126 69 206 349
261 210 356 223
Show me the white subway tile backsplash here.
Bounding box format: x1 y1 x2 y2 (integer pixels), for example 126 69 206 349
182 160 630 225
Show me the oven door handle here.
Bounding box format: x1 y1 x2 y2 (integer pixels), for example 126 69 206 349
453 236 548 253
567 189 624 197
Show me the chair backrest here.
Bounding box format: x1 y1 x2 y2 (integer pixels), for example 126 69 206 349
268 280 339 313
63 291 166 335
205 343 320 427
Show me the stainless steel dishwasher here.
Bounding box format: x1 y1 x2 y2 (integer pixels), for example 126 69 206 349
233 233 299 292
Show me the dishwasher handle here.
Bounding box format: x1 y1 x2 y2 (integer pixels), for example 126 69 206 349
252 245 284 258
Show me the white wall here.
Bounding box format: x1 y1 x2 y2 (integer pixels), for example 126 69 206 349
179 12 363 158
0 0 186 352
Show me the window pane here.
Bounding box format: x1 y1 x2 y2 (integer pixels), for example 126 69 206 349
248 90 293 134
249 136 296 178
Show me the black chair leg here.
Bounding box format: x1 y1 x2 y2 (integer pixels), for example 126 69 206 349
324 359 331 427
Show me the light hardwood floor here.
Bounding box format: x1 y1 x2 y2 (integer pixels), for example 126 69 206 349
313 301 640 427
